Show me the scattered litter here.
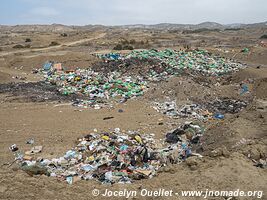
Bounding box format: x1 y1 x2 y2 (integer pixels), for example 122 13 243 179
23 155 33 161
103 116 114 120
25 146 43 155
191 153 204 158
153 101 212 120
253 159 267 169
9 144 18 152
166 122 204 145
153 98 246 120
26 138 34 144
232 138 251 148
12 76 27 80
53 63 62 71
153 101 179 117
178 104 212 120
241 48 250 53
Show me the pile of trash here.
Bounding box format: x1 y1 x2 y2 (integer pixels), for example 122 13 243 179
153 98 247 120
42 64 147 108
153 101 212 120
125 49 245 76
93 49 245 81
153 101 179 117
178 104 213 120
11 123 203 184
203 98 247 114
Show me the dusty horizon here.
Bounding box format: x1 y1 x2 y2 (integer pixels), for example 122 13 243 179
1 0 267 25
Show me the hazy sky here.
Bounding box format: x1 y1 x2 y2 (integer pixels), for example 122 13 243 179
1 0 266 25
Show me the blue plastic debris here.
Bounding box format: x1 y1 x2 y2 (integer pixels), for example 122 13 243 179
43 62 53 71
64 150 76 159
120 144 129 151
97 53 122 61
81 164 95 172
66 176 73 184
214 113 225 119
241 84 249 95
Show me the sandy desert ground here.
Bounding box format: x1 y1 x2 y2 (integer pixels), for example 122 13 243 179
0 25 266 200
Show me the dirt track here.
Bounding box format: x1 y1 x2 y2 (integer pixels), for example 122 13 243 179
0 33 106 57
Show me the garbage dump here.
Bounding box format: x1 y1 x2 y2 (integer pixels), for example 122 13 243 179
94 49 245 81
39 49 245 108
12 123 203 184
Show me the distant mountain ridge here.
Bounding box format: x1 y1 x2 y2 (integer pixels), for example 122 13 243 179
118 21 267 30
0 21 266 32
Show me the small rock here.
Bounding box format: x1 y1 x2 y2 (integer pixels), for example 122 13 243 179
185 156 199 170
258 114 264 119
162 165 175 173
248 148 261 160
